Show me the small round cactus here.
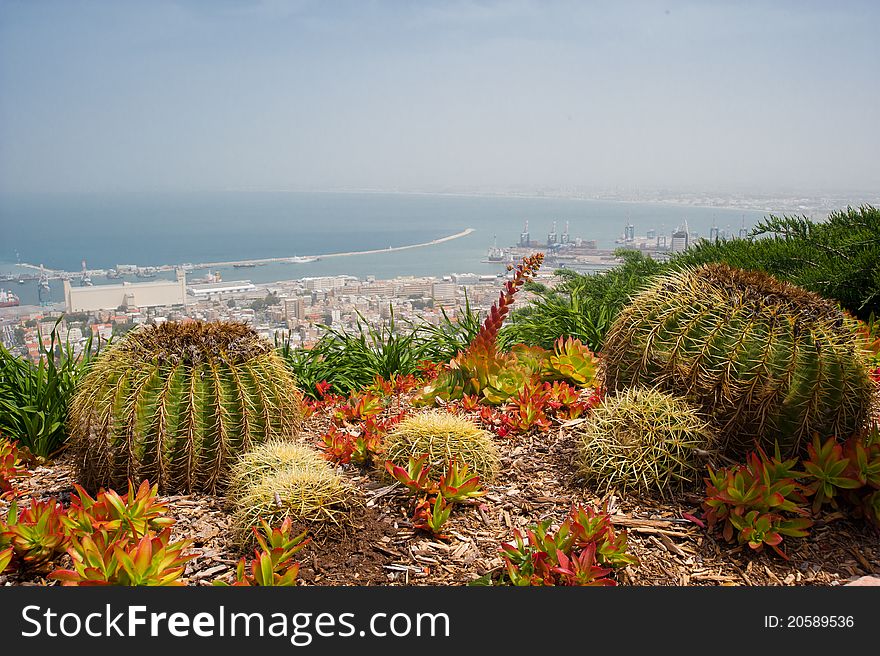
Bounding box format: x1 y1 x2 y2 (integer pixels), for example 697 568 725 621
228 440 355 543
575 387 717 496
384 410 500 481
69 321 304 494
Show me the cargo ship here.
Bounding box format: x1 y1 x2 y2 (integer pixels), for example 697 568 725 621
0 289 21 308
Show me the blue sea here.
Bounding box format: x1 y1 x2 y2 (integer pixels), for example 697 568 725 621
0 191 767 306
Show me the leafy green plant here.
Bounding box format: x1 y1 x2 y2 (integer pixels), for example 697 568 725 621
543 336 600 387
438 459 488 503
602 263 874 457
280 310 425 397
727 511 812 557
494 504 636 586
575 388 717 496
50 529 194 586
385 454 486 539
0 546 12 574
503 380 552 433
502 249 664 353
411 495 453 539
413 291 484 363
844 428 880 490
385 454 435 496
0 318 100 457
672 205 880 321
215 518 310 587
69 321 304 494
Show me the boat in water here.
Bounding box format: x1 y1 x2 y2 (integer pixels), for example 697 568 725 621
290 256 318 264
484 234 512 263
0 289 20 308
233 263 257 268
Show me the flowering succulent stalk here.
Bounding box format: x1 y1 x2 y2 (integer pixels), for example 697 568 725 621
464 253 544 362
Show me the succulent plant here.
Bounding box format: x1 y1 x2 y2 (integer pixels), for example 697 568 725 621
575 387 717 496
227 439 328 494
602 264 873 456
69 321 304 494
228 440 355 543
384 410 500 482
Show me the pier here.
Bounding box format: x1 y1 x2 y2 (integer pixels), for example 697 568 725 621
16 228 476 277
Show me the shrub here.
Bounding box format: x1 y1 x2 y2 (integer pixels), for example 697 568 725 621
384 411 500 483
602 263 873 457
228 441 355 543
69 321 303 494
503 249 664 353
279 310 424 397
413 292 484 363
575 388 717 496
0 318 99 457
672 205 880 321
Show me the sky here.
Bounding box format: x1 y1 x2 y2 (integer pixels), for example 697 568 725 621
0 0 878 194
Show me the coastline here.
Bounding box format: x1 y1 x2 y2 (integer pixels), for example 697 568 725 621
15 228 476 275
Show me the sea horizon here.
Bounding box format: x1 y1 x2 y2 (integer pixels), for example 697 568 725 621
2 190 781 305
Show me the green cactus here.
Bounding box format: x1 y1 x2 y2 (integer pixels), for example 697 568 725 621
384 410 500 482
69 321 303 494
228 440 356 544
602 264 873 456
575 387 716 496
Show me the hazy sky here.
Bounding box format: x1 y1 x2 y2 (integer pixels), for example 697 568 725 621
0 0 877 194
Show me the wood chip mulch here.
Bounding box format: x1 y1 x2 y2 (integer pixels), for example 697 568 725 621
2 391 879 587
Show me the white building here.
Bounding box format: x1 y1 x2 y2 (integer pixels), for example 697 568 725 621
187 280 257 299
64 270 187 313
670 221 690 253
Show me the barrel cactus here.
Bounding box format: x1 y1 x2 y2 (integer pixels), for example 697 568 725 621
69 321 303 494
385 410 500 482
228 440 355 543
602 264 873 456
575 387 717 496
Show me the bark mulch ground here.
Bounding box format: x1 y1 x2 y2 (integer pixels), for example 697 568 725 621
3 397 877 587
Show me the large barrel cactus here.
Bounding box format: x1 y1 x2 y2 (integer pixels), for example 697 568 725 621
602 263 873 456
69 321 303 494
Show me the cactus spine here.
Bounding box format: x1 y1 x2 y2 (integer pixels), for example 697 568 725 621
69 321 303 494
575 387 717 496
602 264 873 456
